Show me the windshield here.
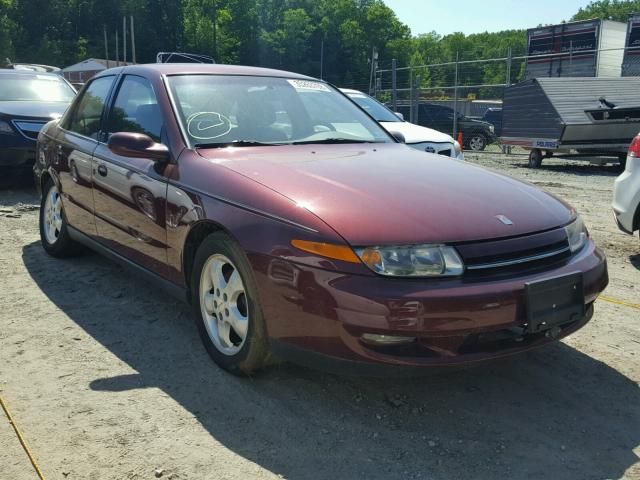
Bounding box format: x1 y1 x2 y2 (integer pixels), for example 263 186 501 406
347 92 402 123
167 75 392 147
0 74 76 102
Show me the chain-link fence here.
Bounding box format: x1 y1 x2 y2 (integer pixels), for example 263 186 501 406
373 44 639 155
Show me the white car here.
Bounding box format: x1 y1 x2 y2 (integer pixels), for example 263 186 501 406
613 133 640 238
341 88 464 161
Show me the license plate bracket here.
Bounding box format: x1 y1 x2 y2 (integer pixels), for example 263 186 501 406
525 272 585 334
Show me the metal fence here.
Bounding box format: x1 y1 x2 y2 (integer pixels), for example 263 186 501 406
373 45 640 154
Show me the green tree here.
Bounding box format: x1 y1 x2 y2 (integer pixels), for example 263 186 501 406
573 0 640 21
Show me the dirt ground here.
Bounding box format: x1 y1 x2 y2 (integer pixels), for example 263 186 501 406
0 155 638 480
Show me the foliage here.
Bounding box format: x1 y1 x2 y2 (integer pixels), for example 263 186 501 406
572 0 640 21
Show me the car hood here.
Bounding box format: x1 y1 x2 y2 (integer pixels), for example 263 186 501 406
197 143 573 246
0 101 70 120
381 121 454 144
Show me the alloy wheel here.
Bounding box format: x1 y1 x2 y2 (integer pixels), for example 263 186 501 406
468 135 485 151
43 185 63 245
199 254 249 356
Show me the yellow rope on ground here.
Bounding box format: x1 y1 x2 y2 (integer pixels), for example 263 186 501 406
599 295 640 310
0 392 46 480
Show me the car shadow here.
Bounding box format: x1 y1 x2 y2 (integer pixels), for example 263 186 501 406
631 254 640 271
511 159 622 177
21 241 640 480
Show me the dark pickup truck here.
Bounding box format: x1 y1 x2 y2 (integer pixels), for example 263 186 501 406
397 103 496 151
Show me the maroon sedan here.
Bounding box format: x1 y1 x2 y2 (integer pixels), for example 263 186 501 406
34 64 608 375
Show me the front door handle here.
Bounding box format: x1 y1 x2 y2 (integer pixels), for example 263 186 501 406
97 164 108 177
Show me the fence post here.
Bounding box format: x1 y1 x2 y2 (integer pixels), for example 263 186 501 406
391 58 397 113
453 51 459 138
413 74 421 124
506 46 512 87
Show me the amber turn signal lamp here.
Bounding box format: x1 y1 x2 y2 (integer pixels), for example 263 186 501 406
291 240 361 264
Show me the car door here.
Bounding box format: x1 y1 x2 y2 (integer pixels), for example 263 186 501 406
54 76 116 236
91 74 169 276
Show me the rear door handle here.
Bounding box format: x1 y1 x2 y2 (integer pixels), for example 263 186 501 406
97 164 108 177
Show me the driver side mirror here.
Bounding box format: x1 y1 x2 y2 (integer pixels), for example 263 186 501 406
395 112 404 121
107 132 170 162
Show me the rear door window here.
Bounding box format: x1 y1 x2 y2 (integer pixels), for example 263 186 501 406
65 76 115 139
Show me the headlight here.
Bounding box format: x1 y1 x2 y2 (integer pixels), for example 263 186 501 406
488 125 495 133
355 244 464 277
564 216 588 253
0 120 15 135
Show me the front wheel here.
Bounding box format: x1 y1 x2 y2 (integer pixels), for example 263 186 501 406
39 178 81 257
191 232 272 375
467 134 487 151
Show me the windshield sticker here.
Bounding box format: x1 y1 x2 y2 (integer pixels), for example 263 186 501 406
287 79 331 92
186 112 232 140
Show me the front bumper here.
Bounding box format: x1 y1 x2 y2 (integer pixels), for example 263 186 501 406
0 146 36 167
251 239 608 373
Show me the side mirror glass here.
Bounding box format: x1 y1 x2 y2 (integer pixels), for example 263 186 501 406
388 131 406 143
107 132 170 162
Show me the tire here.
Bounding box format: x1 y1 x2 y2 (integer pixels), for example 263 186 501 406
39 178 81 258
467 133 487 151
528 149 543 168
191 232 271 375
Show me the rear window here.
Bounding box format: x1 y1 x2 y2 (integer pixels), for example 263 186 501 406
0 74 76 102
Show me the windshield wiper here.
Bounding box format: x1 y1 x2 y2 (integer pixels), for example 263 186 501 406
291 138 380 145
194 140 283 148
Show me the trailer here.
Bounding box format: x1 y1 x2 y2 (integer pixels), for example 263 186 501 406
525 19 626 79
622 13 640 76
501 77 640 168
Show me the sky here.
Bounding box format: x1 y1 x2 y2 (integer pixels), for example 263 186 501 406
383 0 595 36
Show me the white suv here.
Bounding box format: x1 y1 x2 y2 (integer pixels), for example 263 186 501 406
613 133 640 238
341 89 464 161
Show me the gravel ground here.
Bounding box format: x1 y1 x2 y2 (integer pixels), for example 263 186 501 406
0 155 638 480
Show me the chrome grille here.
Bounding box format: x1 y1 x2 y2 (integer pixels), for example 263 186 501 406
456 228 571 274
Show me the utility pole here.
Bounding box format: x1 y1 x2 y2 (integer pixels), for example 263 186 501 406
130 16 136 64
103 25 109 62
368 47 377 96
123 16 127 64
320 36 324 80
391 58 397 112
214 3 218 60
115 29 119 66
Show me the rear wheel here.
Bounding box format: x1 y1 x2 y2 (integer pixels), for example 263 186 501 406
191 232 272 375
39 179 81 257
528 149 543 168
467 133 487 151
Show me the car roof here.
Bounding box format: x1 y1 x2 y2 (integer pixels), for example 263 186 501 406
0 69 62 77
96 63 319 81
